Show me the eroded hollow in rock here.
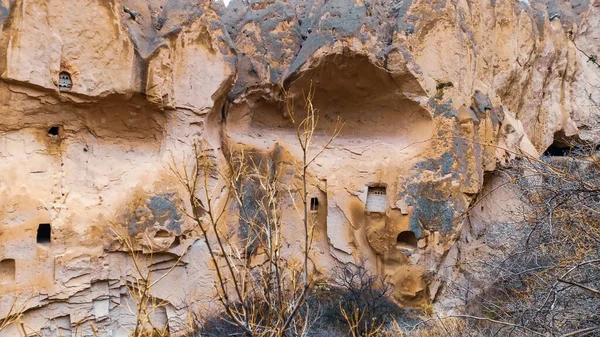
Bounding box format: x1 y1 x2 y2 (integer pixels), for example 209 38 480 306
37 223 51 244
0 259 15 283
544 143 571 156
48 126 60 137
225 53 434 174
287 53 433 140
396 231 417 249
154 230 170 238
544 131 577 156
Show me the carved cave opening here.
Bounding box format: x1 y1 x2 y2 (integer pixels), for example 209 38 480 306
544 131 579 157
224 53 434 163
48 126 60 137
396 231 417 249
37 223 52 244
0 258 15 283
58 71 72 91
155 230 170 238
366 186 387 213
310 197 319 212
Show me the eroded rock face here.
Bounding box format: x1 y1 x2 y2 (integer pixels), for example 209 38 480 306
1 0 599 335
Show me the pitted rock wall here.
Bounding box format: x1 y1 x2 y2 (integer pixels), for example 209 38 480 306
1 0 600 336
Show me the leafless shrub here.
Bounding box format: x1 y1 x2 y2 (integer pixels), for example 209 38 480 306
171 85 342 337
308 261 401 337
0 293 34 333
110 230 186 337
456 139 600 336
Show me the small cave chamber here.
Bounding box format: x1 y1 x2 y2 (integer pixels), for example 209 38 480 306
37 223 52 244
310 197 319 212
154 230 170 238
543 131 577 157
58 71 72 91
48 126 60 137
0 258 16 283
396 231 418 249
365 186 387 213
543 143 572 156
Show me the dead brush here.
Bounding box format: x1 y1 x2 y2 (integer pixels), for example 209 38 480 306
170 84 342 336
110 229 185 337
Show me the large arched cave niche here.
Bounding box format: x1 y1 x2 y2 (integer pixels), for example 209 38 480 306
224 52 434 165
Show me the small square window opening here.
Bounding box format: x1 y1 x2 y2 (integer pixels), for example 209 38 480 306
365 186 387 213
37 223 51 244
48 126 60 137
310 197 319 212
58 71 72 91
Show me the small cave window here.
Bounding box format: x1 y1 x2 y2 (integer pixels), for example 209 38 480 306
154 230 170 238
0 258 16 283
58 71 72 91
543 143 572 156
310 197 319 212
544 132 577 157
365 186 387 213
48 126 60 137
396 231 418 249
37 224 51 244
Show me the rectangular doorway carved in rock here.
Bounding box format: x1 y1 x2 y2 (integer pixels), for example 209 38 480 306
310 197 319 212
58 71 72 91
37 223 51 244
366 186 387 213
0 258 16 283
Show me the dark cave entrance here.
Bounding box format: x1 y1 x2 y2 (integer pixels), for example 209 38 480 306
48 126 60 137
396 231 417 249
310 197 319 212
543 131 578 157
37 223 51 244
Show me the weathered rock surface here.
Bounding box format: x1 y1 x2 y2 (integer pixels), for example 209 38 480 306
1 0 600 335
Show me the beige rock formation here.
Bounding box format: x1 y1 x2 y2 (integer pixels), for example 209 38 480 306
1 0 599 335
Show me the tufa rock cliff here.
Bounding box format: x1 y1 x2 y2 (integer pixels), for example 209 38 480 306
1 0 599 335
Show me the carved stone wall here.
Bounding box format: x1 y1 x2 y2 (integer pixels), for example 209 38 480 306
1 0 600 335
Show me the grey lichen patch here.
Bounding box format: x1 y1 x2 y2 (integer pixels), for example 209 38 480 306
311 0 368 38
225 0 420 99
0 0 15 26
471 90 493 118
286 34 330 79
229 146 282 257
126 193 184 236
429 99 457 118
401 95 498 236
539 0 589 26
404 177 457 235
401 160 460 236
224 0 300 98
412 196 456 235
414 151 455 176
120 0 233 59
148 194 184 234
402 167 468 236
